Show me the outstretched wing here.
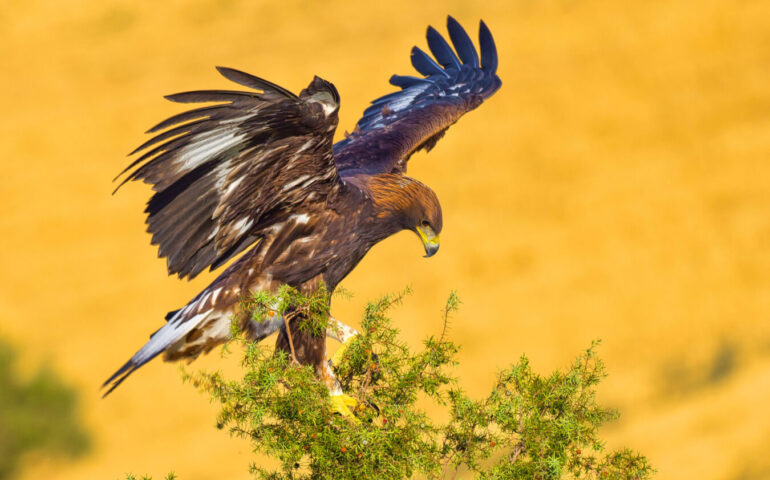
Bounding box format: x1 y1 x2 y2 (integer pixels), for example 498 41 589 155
333 16 501 176
116 69 342 279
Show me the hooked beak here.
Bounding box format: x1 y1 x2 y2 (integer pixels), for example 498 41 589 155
416 225 440 258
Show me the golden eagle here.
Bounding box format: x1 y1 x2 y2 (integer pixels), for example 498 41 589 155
104 17 501 407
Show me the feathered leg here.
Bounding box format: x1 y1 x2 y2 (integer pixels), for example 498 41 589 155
275 314 360 421
324 317 363 421
326 317 360 367
323 357 359 422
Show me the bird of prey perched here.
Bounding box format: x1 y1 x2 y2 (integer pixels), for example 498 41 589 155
104 16 501 413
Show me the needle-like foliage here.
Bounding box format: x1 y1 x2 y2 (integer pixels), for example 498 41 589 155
142 288 652 480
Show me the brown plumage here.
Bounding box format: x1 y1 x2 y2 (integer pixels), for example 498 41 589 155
104 17 500 395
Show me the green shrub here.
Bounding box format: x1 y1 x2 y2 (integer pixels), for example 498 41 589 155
173 288 653 480
0 340 90 479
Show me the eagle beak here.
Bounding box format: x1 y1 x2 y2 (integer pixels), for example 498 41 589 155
416 226 440 258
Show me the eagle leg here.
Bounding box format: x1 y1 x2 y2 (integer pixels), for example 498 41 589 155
322 353 361 423
277 315 361 421
326 317 360 367
325 318 383 422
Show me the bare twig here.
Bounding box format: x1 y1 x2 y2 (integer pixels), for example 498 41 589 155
440 451 457 480
509 417 525 463
356 366 373 403
509 441 525 463
283 312 299 365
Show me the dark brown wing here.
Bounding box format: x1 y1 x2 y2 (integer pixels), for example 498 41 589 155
116 70 342 279
333 17 501 176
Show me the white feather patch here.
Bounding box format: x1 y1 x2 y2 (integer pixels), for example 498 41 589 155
230 217 254 236
282 174 312 191
132 309 213 365
224 176 243 196
289 213 310 225
210 287 221 305
202 316 233 343
176 130 245 172
296 139 314 154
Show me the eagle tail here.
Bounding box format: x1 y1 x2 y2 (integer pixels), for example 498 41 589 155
101 305 213 397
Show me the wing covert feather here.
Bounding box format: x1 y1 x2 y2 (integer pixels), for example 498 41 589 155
117 70 342 279
333 17 501 176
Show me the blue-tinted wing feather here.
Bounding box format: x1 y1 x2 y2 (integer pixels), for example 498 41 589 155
411 46 450 77
389 74 433 88
334 16 501 175
479 20 498 73
447 16 479 67
426 26 462 70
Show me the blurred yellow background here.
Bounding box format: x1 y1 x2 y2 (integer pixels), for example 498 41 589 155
1 0 769 478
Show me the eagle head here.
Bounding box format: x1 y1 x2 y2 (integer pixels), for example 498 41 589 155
368 175 443 258
408 185 442 258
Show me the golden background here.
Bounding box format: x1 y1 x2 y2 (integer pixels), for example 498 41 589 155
1 0 769 478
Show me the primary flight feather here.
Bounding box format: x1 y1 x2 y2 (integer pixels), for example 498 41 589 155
104 16 501 396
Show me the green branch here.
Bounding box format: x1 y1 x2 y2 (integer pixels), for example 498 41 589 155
135 289 653 480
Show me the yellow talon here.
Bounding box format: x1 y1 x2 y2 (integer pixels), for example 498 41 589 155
330 393 360 423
